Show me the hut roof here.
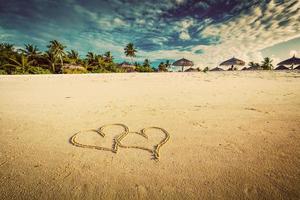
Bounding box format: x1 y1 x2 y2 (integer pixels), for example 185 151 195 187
275 65 289 70
118 62 134 68
210 67 224 71
220 57 245 66
277 56 300 66
172 58 194 66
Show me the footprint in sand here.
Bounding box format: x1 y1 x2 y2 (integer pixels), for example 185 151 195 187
191 121 207 128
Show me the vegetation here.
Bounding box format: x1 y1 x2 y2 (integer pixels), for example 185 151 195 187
261 57 273 70
247 57 273 70
0 40 281 75
0 40 142 74
248 62 261 68
124 43 137 64
135 59 155 72
158 60 170 72
203 67 209 72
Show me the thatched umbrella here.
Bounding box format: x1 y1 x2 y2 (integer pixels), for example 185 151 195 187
173 58 194 72
277 56 300 69
219 57 245 70
275 65 289 70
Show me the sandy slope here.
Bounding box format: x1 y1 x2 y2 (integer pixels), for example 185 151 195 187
0 71 299 200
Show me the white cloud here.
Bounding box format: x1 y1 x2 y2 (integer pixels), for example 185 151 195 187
199 0 300 67
162 0 300 68
113 18 126 26
176 18 194 41
175 0 185 5
179 31 191 40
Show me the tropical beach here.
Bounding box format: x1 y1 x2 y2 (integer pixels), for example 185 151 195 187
1 0 300 199
0 71 300 199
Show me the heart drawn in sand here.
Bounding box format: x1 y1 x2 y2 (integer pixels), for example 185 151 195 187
69 124 170 160
116 127 170 160
69 123 129 153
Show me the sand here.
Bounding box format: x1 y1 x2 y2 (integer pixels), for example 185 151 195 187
0 71 299 200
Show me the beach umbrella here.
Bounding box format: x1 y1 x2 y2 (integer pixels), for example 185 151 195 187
295 65 300 70
277 56 300 69
219 57 245 70
172 58 194 72
275 65 289 70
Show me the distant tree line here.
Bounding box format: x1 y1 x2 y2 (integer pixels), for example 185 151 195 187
0 40 278 75
0 41 164 75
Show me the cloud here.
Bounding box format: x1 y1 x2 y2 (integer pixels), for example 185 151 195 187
0 0 299 68
190 0 300 67
179 31 191 40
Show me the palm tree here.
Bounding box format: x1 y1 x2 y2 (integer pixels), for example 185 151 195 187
86 52 96 65
158 62 167 72
44 51 57 73
47 40 66 66
22 44 40 57
124 43 137 64
0 43 17 68
165 60 171 68
20 44 42 66
0 43 14 52
67 50 80 64
104 51 113 63
3 54 34 73
81 60 93 71
143 59 151 68
261 57 273 70
248 62 261 70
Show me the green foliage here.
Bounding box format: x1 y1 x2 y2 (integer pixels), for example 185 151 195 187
261 57 273 70
248 61 261 69
0 69 7 75
47 40 66 66
135 65 154 72
135 60 154 72
62 67 87 74
0 43 18 73
203 67 209 72
28 66 51 74
158 62 168 72
0 40 172 75
67 50 81 64
3 54 35 74
124 43 137 64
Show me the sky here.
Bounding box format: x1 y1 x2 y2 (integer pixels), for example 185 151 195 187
0 0 299 68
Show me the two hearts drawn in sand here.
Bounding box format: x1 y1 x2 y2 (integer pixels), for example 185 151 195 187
69 123 170 160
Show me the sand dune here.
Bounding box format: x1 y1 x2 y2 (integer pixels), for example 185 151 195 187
0 71 299 199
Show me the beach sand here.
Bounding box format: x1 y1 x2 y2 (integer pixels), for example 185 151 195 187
0 71 299 199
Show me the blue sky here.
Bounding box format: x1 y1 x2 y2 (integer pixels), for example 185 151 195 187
0 0 299 68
